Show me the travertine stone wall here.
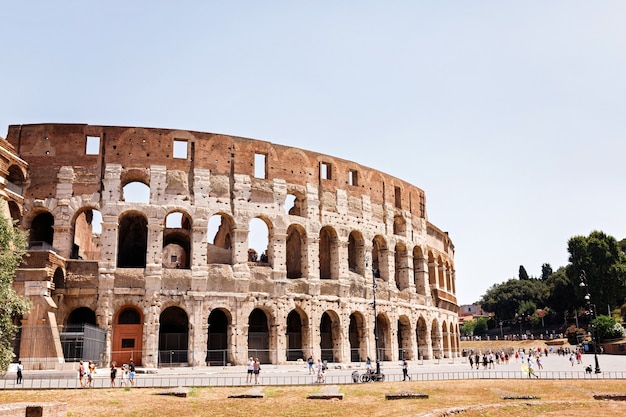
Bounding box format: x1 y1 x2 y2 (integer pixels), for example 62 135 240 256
4 124 459 369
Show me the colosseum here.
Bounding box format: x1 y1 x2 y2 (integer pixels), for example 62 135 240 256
0 123 458 370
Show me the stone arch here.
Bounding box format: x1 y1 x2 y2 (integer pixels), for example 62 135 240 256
394 242 409 290
63 307 97 362
66 307 96 326
28 211 54 249
431 318 442 359
319 226 338 279
427 250 437 287
207 308 232 365
159 305 189 365
442 321 450 358
393 214 406 237
286 309 307 361
437 254 445 289
121 178 150 204
52 267 65 291
349 311 367 362
285 189 307 217
7 201 21 224
397 315 412 359
413 246 427 296
286 224 306 278
248 308 270 364
7 163 27 186
112 306 144 366
371 235 388 281
348 230 365 276
376 313 392 361
207 213 234 264
320 310 341 362
248 216 270 264
163 210 192 269
70 206 102 260
416 316 428 360
117 210 148 268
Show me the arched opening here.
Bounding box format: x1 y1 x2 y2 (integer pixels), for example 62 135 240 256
349 312 367 362
112 307 143 366
376 313 391 361
71 208 102 260
397 316 412 360
320 311 340 362
319 226 337 279
52 267 65 291
393 215 406 236
347 231 365 275
248 217 269 264
28 212 54 250
163 211 192 269
207 214 233 264
207 309 230 366
117 211 148 268
286 224 304 278
159 306 189 365
431 319 442 359
8 201 21 224
285 192 305 216
416 316 428 360
61 307 103 363
286 310 304 361
413 246 427 296
122 181 150 203
371 236 388 281
395 242 409 290
248 308 270 363
442 321 450 358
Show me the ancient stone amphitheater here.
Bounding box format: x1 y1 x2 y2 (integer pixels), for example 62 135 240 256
0 123 458 369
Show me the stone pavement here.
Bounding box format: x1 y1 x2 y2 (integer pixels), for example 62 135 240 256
1 352 625 390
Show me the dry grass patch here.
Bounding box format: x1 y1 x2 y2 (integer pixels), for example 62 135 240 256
1 380 625 417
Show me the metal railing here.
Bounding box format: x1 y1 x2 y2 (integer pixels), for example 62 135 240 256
1 369 624 390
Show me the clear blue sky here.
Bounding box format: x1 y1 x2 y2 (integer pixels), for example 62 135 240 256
3 1 626 305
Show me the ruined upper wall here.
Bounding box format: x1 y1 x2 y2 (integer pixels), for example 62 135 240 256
6 123 429 216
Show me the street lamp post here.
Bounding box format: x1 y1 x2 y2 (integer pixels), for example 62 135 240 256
579 270 601 374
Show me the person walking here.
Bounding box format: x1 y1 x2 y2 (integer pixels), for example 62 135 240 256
246 357 254 383
128 360 136 386
16 361 23 384
307 355 314 374
110 362 118 388
402 359 411 381
253 358 261 385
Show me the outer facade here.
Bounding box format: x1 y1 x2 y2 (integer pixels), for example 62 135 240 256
2 123 459 369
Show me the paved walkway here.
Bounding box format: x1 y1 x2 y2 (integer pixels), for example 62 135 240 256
1 352 624 389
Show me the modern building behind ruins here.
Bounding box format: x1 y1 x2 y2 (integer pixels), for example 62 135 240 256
0 123 458 370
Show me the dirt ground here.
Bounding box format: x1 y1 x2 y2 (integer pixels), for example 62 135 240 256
2 379 625 417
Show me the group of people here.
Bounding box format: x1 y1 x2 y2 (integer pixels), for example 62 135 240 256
78 359 136 388
307 355 327 383
246 357 261 384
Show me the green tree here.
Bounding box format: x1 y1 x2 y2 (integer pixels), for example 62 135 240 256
479 278 548 322
460 319 475 336
0 210 30 373
540 263 553 281
567 231 626 312
518 265 529 280
545 267 577 320
591 315 624 342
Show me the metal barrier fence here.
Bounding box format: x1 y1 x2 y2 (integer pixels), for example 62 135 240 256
1 369 624 390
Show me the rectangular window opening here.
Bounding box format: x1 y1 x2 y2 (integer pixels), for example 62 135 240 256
349 170 358 186
395 186 402 208
320 162 332 180
254 153 266 179
173 139 188 159
121 338 135 349
85 136 100 155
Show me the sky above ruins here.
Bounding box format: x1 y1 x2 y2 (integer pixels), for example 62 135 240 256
2 1 626 305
